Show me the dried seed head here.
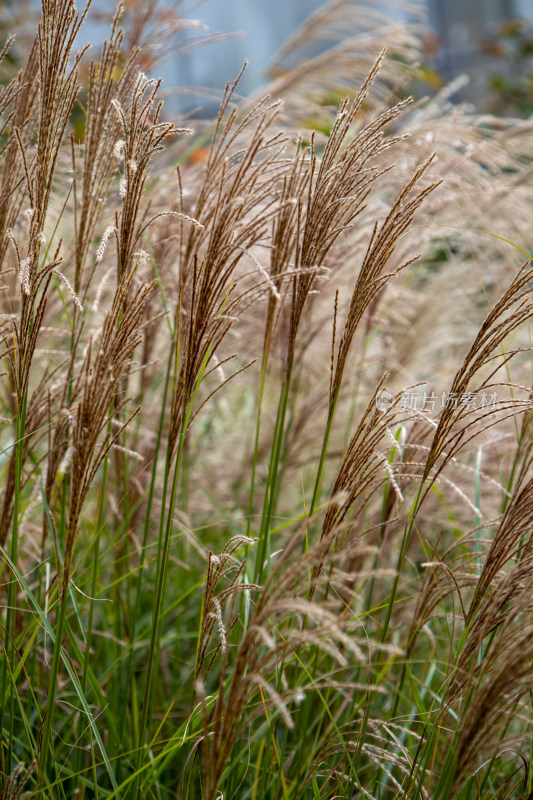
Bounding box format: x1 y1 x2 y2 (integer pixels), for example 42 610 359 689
209 597 227 654
58 445 74 476
133 250 149 265
53 269 83 312
93 268 111 313
96 226 116 263
113 139 125 159
19 258 31 295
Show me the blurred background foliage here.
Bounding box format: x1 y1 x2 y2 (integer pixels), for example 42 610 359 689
3 0 533 119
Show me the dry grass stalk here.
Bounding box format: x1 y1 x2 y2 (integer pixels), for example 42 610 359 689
195 535 259 680
0 0 90 548
61 267 153 596
284 52 408 369
196 521 401 800
110 72 190 283
329 158 440 412
269 0 422 108
73 4 139 296
310 383 409 595
168 84 287 455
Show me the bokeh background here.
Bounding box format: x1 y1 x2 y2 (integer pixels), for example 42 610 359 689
154 0 533 116
3 0 533 115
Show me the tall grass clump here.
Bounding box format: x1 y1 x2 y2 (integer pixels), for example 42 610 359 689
2 1 533 798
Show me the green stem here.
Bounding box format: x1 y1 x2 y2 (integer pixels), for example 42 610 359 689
39 592 68 793
254 362 293 585
132 435 184 800
246 355 268 538
0 390 28 775
382 483 424 646
366 425 405 616
72 430 111 794
381 483 426 726
126 341 174 762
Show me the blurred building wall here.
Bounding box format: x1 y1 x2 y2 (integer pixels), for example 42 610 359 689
427 0 524 77
426 0 533 112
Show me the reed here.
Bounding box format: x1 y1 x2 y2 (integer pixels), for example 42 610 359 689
1 1 533 798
